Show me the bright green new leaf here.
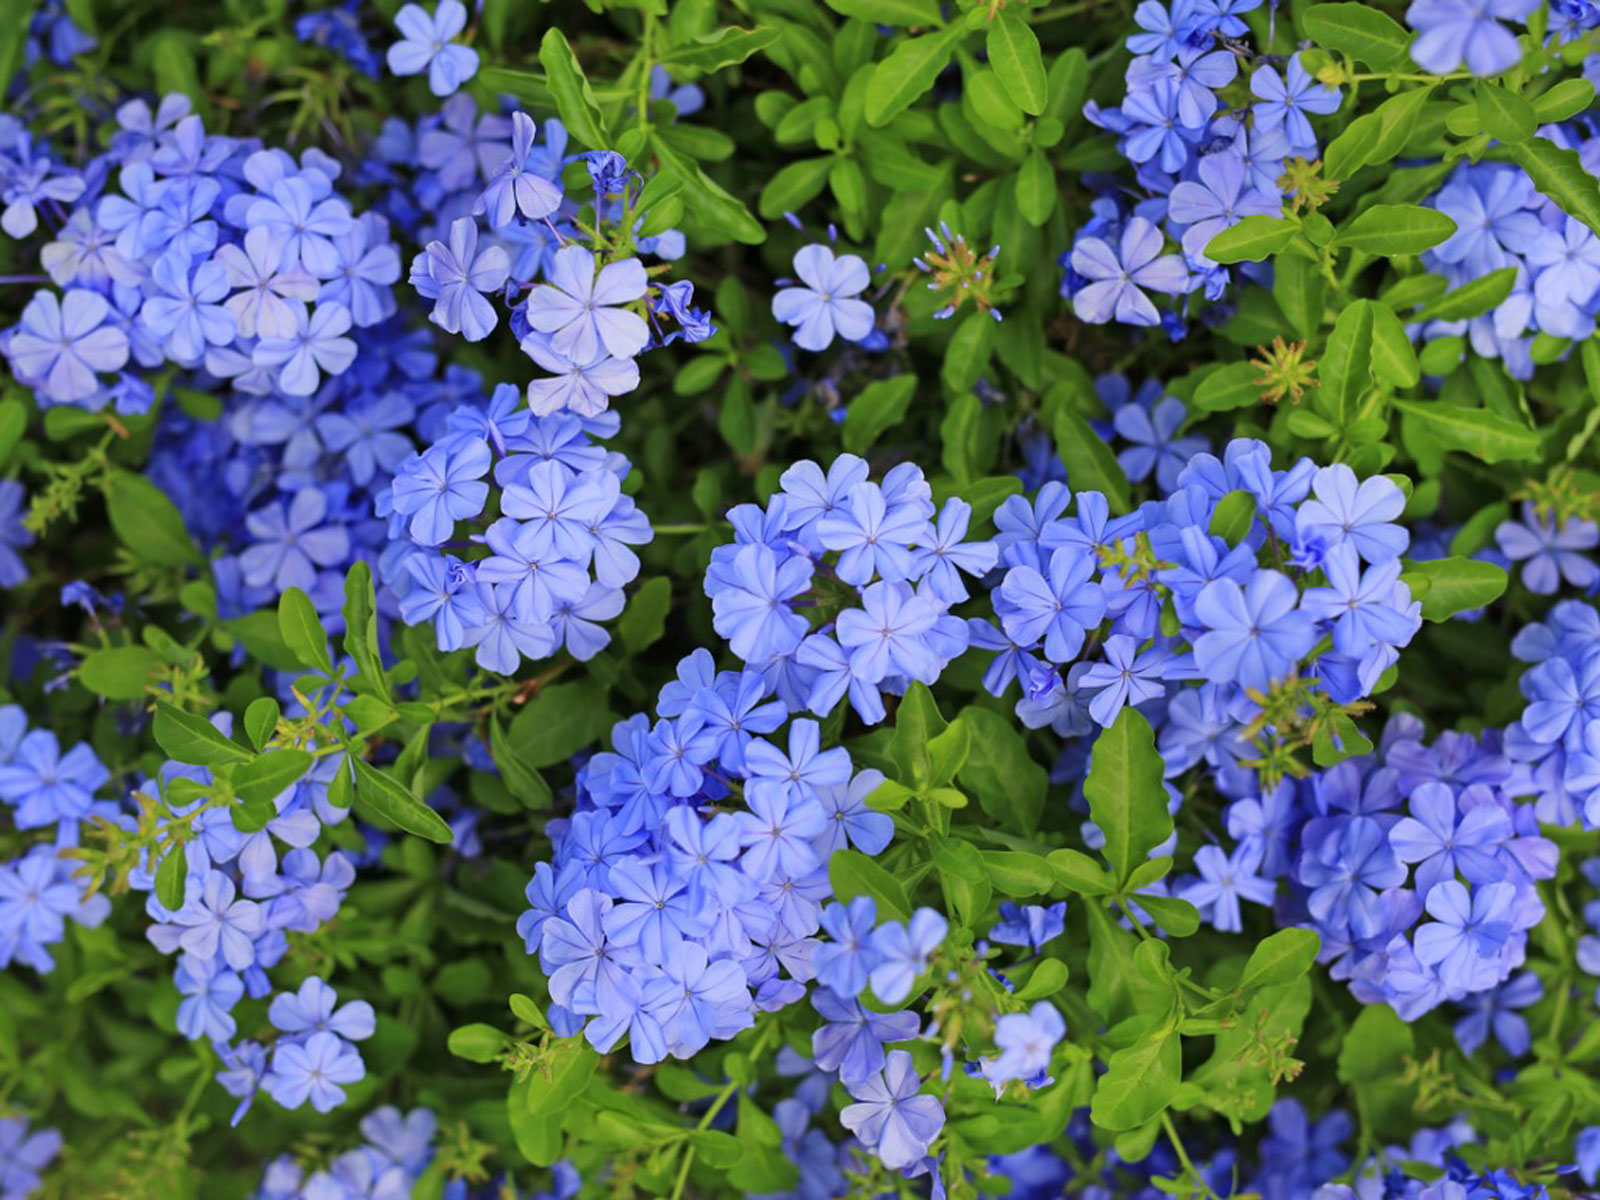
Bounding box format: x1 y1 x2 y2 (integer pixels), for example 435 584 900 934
351 757 455 844
1400 556 1509 620
986 15 1047 116
1204 215 1296 263
1394 400 1541 463
1084 708 1170 886
1333 204 1457 255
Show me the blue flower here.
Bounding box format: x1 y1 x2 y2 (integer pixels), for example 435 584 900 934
0 1118 60 1198
1249 55 1340 151
0 481 33 588
1406 0 1536 74
869 908 947 1004
263 1030 366 1113
814 896 882 998
6 288 130 404
996 545 1108 664
1495 502 1600 594
709 543 813 664
1167 154 1282 266
411 217 510 342
993 907 1069 961
771 244 876 352
835 581 945 686
1414 880 1519 994
387 0 479 96
977 1002 1064 1094
1178 842 1276 932
523 245 650 363
390 437 491 546
475 112 563 228
1070 217 1189 326
240 487 351 594
1453 971 1540 1056
811 987 918 1086
1193 570 1315 691
138 253 235 365
251 301 357 395
839 1049 945 1172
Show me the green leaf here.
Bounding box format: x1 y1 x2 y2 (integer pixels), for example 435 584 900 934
1400 556 1508 620
525 1036 600 1117
889 681 948 788
154 844 187 912
153 702 253 767
1204 215 1297 263
1048 848 1114 896
1050 405 1130 514
1273 254 1325 339
489 717 554 810
941 311 996 394
277 588 333 674
1333 204 1457 255
342 561 389 699
1208 490 1257 547
1192 362 1264 412
232 749 313 807
1301 3 1410 68
351 757 454 844
956 706 1047 835
864 25 965 127
539 29 611 149
0 398 27 467
1413 267 1517 322
1319 299 1376 426
829 848 913 922
1014 958 1069 1002
758 156 834 219
1237 928 1321 992
244 697 280 751
1338 1003 1413 1085
1091 1028 1181 1131
1014 149 1056 226
619 577 672 653
1084 709 1170 886
1368 302 1419 389
1475 80 1536 143
843 375 917 454
1137 894 1200 937
506 682 613 769
823 0 942 23
985 15 1047 116
930 833 991 924
77 645 163 700
1534 78 1596 124
650 135 766 245
102 469 202 567
1504 138 1600 236
447 1024 510 1064
659 26 779 72
982 850 1056 897
1393 400 1541 463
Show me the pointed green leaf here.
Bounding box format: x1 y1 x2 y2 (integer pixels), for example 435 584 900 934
1084 709 1170 886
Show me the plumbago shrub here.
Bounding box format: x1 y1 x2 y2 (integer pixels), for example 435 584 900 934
14 1 1600 1199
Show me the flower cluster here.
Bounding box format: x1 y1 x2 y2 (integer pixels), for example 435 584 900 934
1232 714 1557 1019
523 662 894 1059
1502 599 1600 829
1 96 398 411
134 727 374 1121
0 706 113 972
1063 0 1342 328
377 398 652 671
1419 140 1600 380
978 438 1420 746
703 454 997 724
